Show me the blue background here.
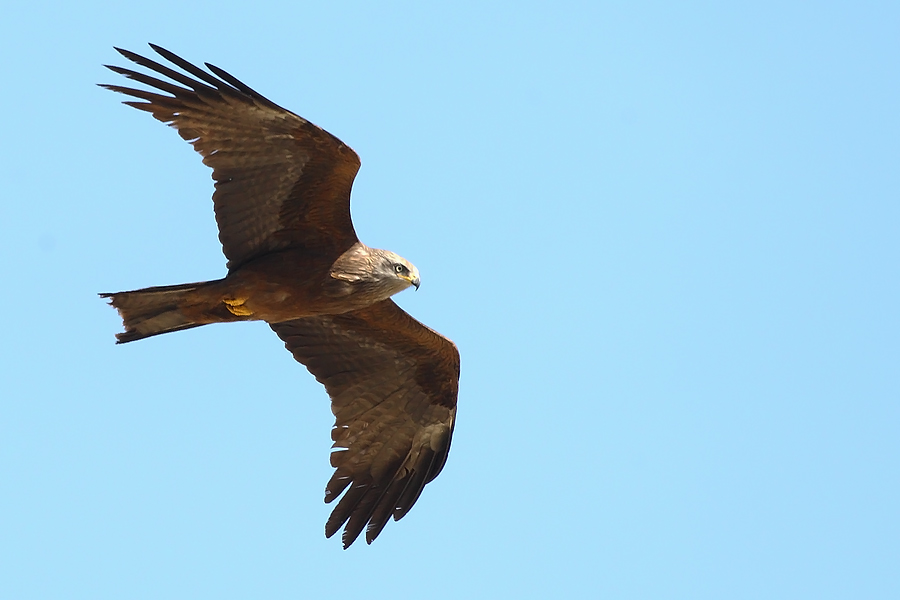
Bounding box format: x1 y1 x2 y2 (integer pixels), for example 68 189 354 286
2 2 898 598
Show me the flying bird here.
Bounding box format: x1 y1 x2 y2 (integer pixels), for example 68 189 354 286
99 44 460 548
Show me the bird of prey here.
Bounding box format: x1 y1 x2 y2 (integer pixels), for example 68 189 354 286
99 45 460 548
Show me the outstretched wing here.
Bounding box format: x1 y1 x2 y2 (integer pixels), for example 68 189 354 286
101 44 361 269
271 300 460 548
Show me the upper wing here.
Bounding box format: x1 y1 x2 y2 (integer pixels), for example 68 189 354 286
271 299 460 548
102 44 361 269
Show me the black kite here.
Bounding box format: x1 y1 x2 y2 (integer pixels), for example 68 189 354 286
100 45 460 548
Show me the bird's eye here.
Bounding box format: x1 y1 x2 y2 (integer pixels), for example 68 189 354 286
394 264 406 274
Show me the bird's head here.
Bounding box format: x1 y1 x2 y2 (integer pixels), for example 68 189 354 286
376 250 420 292
330 245 420 301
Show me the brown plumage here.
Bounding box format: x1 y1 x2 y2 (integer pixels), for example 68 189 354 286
99 45 460 548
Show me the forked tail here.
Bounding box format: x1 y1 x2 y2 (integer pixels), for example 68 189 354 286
101 282 210 343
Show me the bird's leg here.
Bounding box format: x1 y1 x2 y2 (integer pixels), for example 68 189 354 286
223 297 253 316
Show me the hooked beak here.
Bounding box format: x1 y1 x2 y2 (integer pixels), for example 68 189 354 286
411 276 420 290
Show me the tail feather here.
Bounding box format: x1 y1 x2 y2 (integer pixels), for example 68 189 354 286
101 282 208 343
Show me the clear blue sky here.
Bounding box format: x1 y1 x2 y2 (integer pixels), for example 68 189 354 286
2 2 898 598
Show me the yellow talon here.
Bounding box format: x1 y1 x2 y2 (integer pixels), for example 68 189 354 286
224 297 253 316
